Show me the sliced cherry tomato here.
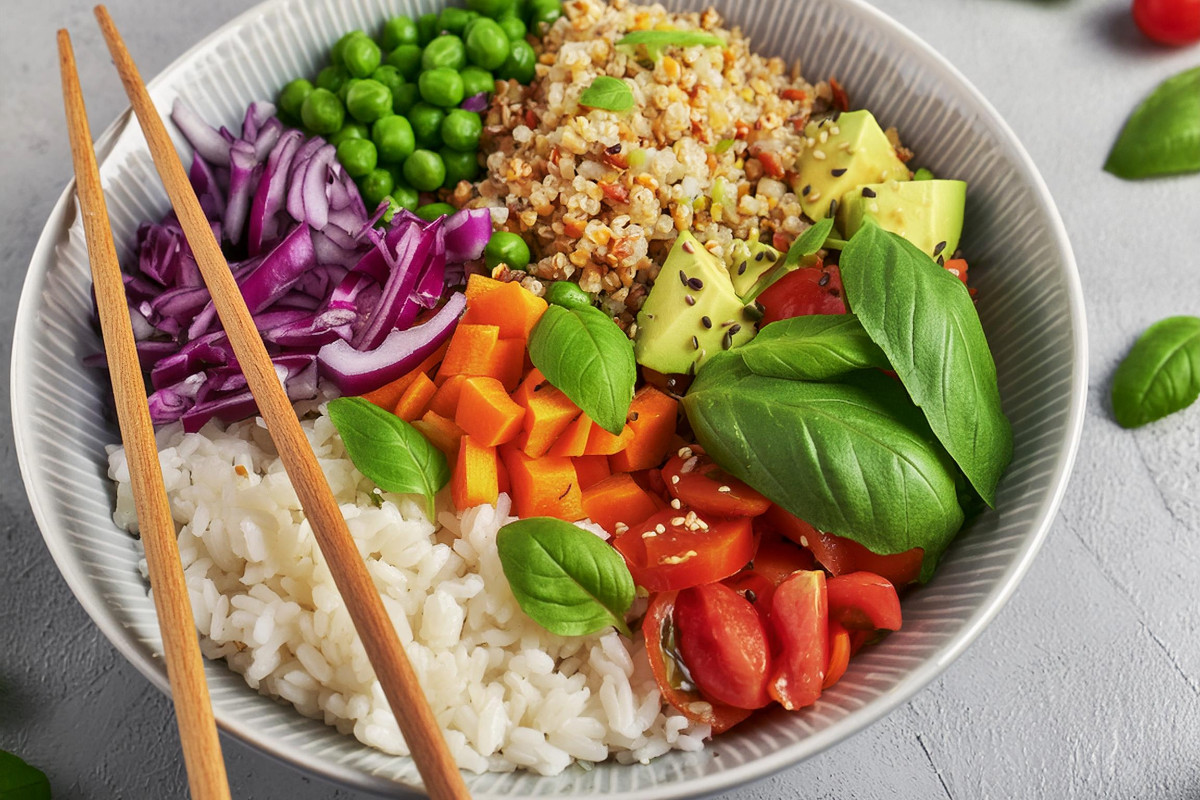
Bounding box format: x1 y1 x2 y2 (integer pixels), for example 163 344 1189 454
1132 0 1200 45
661 447 771 518
675 583 772 710
822 621 852 690
642 591 753 734
827 571 903 631
749 531 817 586
723 569 777 624
613 509 756 592
757 263 846 326
767 570 828 710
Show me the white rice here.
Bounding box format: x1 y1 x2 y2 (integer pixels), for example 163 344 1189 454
107 404 708 775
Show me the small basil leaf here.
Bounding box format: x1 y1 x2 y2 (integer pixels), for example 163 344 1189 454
744 217 835 300
840 223 1012 506
1105 66 1200 179
0 751 51 800
528 304 636 434
579 76 634 112
497 517 635 637
737 314 889 381
327 396 450 518
1111 315 1200 428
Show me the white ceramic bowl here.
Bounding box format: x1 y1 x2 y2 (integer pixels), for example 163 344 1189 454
12 0 1087 796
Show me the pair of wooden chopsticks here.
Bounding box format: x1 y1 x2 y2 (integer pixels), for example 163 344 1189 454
58 8 470 799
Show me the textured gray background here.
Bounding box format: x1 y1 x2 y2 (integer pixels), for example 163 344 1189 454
3 0 1200 797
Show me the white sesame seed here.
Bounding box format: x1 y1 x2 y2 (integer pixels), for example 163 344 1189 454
671 475 681 485
717 485 732 493
671 516 686 527
811 149 826 160
655 523 666 534
670 498 682 509
680 456 699 474
799 536 809 547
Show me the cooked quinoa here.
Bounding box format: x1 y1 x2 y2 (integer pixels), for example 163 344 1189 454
464 0 845 323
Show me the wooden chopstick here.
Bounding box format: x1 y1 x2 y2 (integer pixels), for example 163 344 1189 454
91 7 471 798
56 28 232 800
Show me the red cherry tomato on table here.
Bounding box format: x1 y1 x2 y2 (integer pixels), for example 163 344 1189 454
612 509 756 592
675 583 773 710
826 571 903 631
768 569 829 710
1132 0 1200 45
756 264 847 325
661 447 772 518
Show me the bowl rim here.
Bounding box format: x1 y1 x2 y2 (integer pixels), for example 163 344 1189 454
12 0 1088 796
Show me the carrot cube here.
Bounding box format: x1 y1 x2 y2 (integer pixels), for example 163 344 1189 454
513 371 581 458
451 435 499 510
358 341 449 410
465 273 505 300
394 372 437 422
412 410 465 463
491 338 526 392
500 445 584 521
581 473 661 535
584 422 634 456
439 324 500 380
572 455 612 491
608 386 680 472
428 374 468 418
547 413 593 458
455 377 526 447
460 280 548 340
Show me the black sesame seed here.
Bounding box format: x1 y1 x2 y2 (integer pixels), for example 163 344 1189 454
818 272 830 286
721 330 734 349
828 198 838 217
831 167 847 177
679 269 689 286
801 184 811 196
701 315 712 328
667 377 678 388
606 142 622 154
745 589 758 604
755 251 765 262
686 360 697 377
743 303 765 321
533 382 546 392
687 277 704 290
692 335 700 350
682 240 695 254
764 251 777 262
728 323 742 335
737 261 748 275
629 411 640 421
684 294 696 306
754 301 766 313
861 186 877 198
933 240 947 255
937 254 945 266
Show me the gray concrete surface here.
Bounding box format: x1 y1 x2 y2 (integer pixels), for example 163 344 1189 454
3 0 1200 797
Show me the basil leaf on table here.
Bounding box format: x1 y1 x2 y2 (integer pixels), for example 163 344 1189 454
528 304 636 434
840 223 1012 506
579 76 634 112
735 314 888 381
1111 315 1200 428
327 396 450 519
497 517 635 637
1105 66 1200 179
0 750 51 800
683 357 964 581
745 217 835 301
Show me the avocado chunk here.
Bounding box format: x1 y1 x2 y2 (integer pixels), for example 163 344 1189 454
725 237 784 299
791 109 911 222
837 179 967 260
636 231 758 375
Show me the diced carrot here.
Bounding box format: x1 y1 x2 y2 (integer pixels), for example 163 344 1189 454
584 422 634 456
465 273 505 300
573 455 612 490
412 410 465 463
455 377 526 447
451 435 499 510
513 371 581 458
460 280 548 340
439 324 500 381
608 386 680 472
500 445 584 521
358 341 450 410
547 413 593 457
511 367 548 408
491 338 526 392
428 374 468 418
394 372 437 422
581 473 660 535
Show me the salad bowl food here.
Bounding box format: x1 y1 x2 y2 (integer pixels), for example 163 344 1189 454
13 0 1085 796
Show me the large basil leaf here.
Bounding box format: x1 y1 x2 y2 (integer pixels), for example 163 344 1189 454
497 517 635 637
736 314 888 381
840 223 1012 506
327 396 450 519
0 750 51 800
1105 66 1200 180
1111 315 1200 428
683 360 964 581
528 304 636 434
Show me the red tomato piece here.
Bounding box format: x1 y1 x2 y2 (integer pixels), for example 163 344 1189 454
826 571 902 631
641 591 753 734
757 264 847 326
661 447 772 518
822 621 852 690
749 531 817 586
722 569 778 624
1132 0 1200 45
675 583 773 710
612 509 756 592
768 570 828 711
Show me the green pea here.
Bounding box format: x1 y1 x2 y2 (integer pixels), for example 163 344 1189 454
315 64 350 93
467 0 515 18
392 83 420 114
386 44 423 80
416 202 459 221
380 15 419 51
327 122 369 146
359 167 396 208
402 149 447 192
372 115 416 164
416 12 441 46
528 0 562 35
336 138 378 178
497 38 536 84
459 66 495 99
331 30 367 67
440 109 483 152
439 7 479 36
485 231 532 271
440 147 481 186
343 36 382 78
464 19 510 71
497 14 527 42
300 88 345 135
337 77 361 104
422 35 467 72
345 79 393 123
544 280 589 310
418 67 465 108
392 182 420 211
370 65 405 100
407 102 446 149
278 78 314 121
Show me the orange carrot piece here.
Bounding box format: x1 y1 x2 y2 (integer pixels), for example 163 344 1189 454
358 340 450 410
513 372 581 458
500 445 584 521
412 409 465 463
584 422 634 456
465 273 505 300
547 413 593 458
511 367 548 408
455 376 526 447
608 386 680 472
439 324 500 380
572 455 611 490
451 435 499 510
428 374 468 418
581 473 660 535
394 371 437 422
460 280 548 340
491 338 526 392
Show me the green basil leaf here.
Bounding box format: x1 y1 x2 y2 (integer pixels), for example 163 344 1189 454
579 76 634 112
1111 315 1200 428
327 396 450 518
0 751 51 800
497 517 635 637
737 314 889 381
840 223 1012 506
616 30 726 60
1105 66 1200 179
683 361 963 581
744 217 836 300
528 304 636 434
